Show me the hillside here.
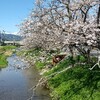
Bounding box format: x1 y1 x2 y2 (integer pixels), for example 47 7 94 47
0 34 22 41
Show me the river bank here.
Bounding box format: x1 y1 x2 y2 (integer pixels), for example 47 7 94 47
17 47 100 100
0 54 51 100
0 46 16 68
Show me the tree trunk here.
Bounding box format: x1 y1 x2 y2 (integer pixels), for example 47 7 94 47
97 4 100 24
86 49 91 64
69 45 74 67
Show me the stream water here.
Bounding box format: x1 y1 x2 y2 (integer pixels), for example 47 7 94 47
0 54 50 100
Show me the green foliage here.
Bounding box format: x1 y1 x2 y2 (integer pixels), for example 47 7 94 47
47 55 86 74
0 54 8 68
91 57 98 64
35 61 47 69
48 66 100 100
0 45 16 51
0 46 16 68
75 55 86 63
17 47 52 70
44 56 76 76
44 56 100 100
16 50 26 56
17 47 100 100
17 47 42 57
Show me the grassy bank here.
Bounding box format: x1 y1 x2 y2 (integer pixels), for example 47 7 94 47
17 48 52 70
45 57 100 100
17 48 100 100
0 45 16 68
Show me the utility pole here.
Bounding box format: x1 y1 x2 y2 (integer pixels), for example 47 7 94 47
0 30 6 45
0 31 2 45
2 30 5 45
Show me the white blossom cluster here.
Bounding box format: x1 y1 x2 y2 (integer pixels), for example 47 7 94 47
18 0 100 52
64 21 100 47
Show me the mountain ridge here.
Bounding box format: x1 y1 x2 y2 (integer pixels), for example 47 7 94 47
0 33 22 41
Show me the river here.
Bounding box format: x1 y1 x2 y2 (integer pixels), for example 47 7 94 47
0 54 50 100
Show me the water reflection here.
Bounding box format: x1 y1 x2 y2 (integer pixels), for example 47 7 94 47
0 54 50 100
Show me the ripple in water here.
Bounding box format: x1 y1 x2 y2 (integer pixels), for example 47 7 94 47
0 54 50 100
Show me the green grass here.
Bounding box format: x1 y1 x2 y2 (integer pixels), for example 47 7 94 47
17 47 42 56
35 61 47 69
16 48 100 100
48 66 100 100
0 45 16 50
0 54 8 68
17 47 52 70
44 56 100 100
0 45 16 68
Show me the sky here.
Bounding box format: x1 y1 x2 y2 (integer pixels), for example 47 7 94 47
0 0 35 34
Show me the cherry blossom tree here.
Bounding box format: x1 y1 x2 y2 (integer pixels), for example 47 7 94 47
19 0 100 62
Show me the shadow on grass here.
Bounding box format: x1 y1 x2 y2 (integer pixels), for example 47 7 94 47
48 64 100 100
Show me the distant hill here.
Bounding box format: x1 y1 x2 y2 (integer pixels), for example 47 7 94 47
0 34 22 41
